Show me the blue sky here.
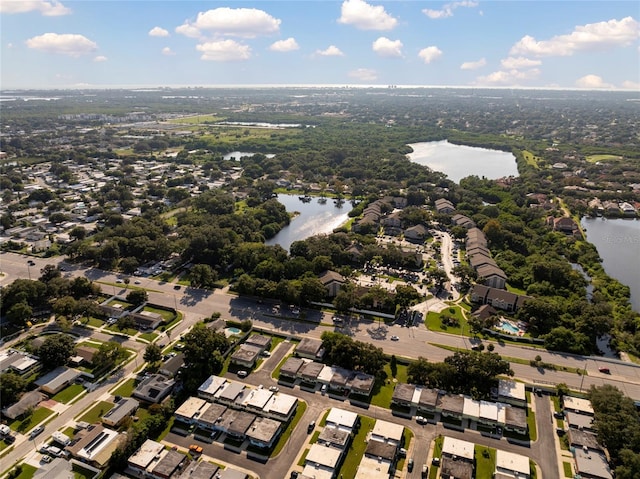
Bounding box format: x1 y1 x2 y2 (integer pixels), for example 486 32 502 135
1 0 639 90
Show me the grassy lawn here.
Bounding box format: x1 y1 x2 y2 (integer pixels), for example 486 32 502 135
157 416 175 441
426 307 470 337
474 445 496 479
563 461 573 477
271 401 307 457
85 317 105 327
105 324 139 336
52 384 85 404
505 283 528 295
111 378 137 397
552 396 561 412
139 332 159 342
7 464 37 479
143 306 176 322
336 416 375 479
62 426 76 438
370 362 408 408
585 154 622 163
72 463 97 479
428 436 444 479
527 408 537 441
297 449 309 467
522 150 541 169
77 401 114 424
10 407 55 433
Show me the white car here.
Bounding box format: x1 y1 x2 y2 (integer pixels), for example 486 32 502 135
390 335 400 341
269 386 279 392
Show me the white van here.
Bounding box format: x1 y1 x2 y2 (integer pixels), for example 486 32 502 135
0 424 10 436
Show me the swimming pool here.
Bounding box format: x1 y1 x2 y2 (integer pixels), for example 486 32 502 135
499 320 520 334
224 327 242 337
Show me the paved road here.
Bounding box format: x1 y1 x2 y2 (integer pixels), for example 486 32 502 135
2 252 640 401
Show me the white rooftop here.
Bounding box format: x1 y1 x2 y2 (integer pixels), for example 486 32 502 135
463 397 480 418
174 396 208 420
326 407 358 431
306 443 342 469
355 456 393 479
317 365 335 383
263 392 298 418
128 439 164 469
498 380 526 402
197 375 227 398
371 419 404 443
564 396 594 415
442 436 474 461
496 449 530 476
242 388 274 410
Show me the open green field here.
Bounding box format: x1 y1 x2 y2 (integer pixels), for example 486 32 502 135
370 362 409 408
586 154 623 163
10 407 55 433
475 445 497 479
426 306 470 336
143 306 176 322
111 378 137 397
6 464 37 479
522 150 541 169
52 384 85 404
77 401 114 424
337 416 376 479
167 114 224 124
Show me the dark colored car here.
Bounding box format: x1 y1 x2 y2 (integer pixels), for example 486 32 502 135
408 458 414 472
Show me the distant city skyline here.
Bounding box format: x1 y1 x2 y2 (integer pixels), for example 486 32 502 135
1 0 639 90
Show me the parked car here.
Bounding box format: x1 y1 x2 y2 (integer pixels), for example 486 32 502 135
415 416 427 424
30 425 44 439
390 335 400 341
307 421 316 433
269 386 279 392
173 285 181 290
237 370 248 378
408 458 414 472
41 455 52 464
189 444 203 454
598 367 610 374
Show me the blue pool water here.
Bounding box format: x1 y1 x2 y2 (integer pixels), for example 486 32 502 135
499 320 520 334
225 327 241 336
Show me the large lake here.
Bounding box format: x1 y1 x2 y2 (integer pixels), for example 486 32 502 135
406 140 518 183
266 194 353 251
581 217 640 312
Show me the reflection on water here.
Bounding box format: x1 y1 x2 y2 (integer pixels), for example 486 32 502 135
406 140 518 183
266 194 353 251
581 217 640 312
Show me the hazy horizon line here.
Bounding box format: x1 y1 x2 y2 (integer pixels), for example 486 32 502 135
2 83 639 93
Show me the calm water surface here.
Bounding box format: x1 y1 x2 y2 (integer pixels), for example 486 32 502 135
581 217 640 312
406 140 518 183
266 194 353 251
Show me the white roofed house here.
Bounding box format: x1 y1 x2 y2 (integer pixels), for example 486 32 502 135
495 450 531 479
173 396 208 425
101 397 139 427
441 436 475 479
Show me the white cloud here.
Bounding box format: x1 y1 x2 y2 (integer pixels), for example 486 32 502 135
510 16 640 57
622 79 640 90
500 56 541 69
26 33 97 57
270 37 299 52
162 47 175 56
575 74 614 89
475 68 540 85
196 39 251 61
177 8 281 39
0 0 70 16
316 45 344 56
372 37 403 57
423 0 478 19
93 55 107 62
348 68 377 82
418 46 443 64
460 57 486 70
338 0 398 31
148 27 169 37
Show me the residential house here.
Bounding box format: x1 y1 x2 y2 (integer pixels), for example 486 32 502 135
101 397 139 427
34 366 81 395
318 270 346 298
435 198 455 214
404 224 428 242
495 450 530 479
132 374 175 404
